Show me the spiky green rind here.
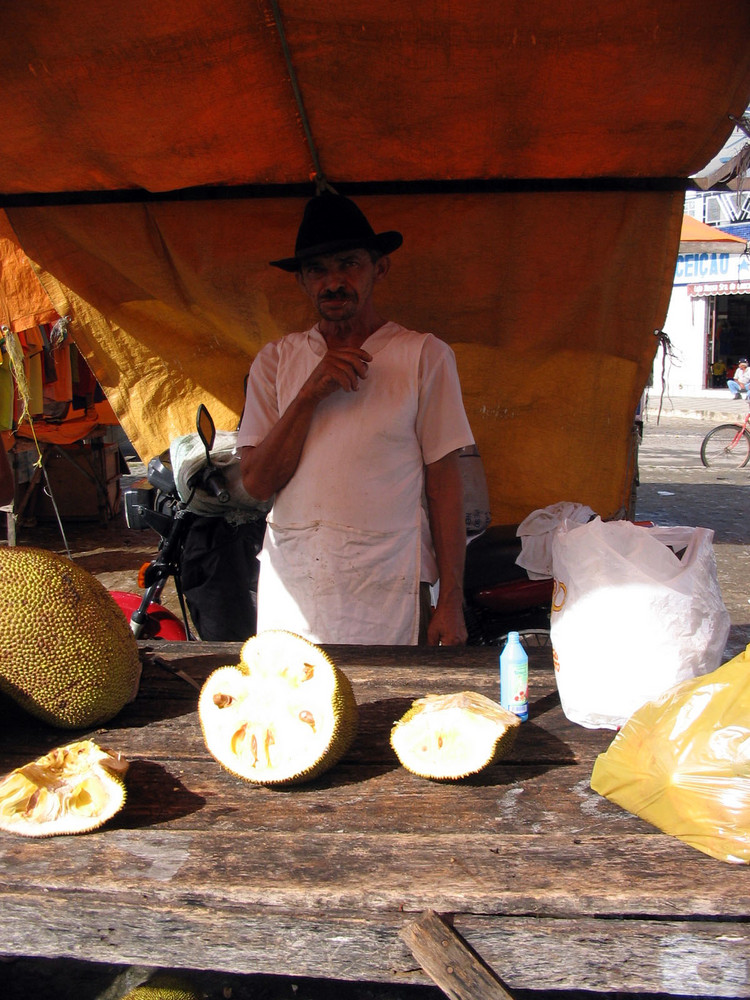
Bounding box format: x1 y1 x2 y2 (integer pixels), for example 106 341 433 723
122 973 202 1000
0 547 141 728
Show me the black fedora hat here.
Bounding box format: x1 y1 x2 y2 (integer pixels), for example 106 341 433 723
270 192 403 271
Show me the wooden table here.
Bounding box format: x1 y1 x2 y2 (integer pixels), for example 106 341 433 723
0 643 748 996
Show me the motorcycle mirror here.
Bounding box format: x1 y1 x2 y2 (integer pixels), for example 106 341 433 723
196 404 216 457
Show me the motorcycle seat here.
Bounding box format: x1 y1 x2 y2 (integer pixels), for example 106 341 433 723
464 524 544 591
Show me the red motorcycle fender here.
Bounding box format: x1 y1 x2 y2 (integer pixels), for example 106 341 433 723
109 590 187 641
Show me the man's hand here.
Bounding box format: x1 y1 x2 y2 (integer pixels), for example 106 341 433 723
427 595 468 646
241 346 373 501
303 347 372 402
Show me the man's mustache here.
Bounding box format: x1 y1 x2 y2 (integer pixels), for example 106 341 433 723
319 290 354 302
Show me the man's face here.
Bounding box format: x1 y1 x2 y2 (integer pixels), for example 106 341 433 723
296 249 388 323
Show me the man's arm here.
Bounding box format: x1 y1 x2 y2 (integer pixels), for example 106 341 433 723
240 392 319 501
240 346 372 501
424 449 467 646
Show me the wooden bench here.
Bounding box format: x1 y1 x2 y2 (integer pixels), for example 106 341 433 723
0 643 747 996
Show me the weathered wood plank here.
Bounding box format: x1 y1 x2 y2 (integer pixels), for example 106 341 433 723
400 910 514 1000
0 830 748 917
101 757 648 837
0 648 607 772
0 892 747 997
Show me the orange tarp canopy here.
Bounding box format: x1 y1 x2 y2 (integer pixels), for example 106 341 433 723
1 1 749 523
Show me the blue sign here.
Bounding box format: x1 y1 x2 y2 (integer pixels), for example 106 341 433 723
675 252 731 281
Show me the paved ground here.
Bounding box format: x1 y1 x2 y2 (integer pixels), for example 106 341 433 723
638 389 750 659
636 394 750 656
3 388 749 998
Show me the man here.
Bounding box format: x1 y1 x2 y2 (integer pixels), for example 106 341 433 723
238 192 474 645
727 358 750 400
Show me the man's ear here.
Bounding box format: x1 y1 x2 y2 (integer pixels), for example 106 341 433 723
374 255 391 281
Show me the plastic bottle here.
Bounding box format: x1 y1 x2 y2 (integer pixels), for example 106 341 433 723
499 631 529 721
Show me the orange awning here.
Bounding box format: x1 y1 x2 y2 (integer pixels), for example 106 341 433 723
679 215 748 254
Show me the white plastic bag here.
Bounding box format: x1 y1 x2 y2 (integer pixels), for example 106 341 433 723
550 518 730 730
170 429 270 519
516 501 596 579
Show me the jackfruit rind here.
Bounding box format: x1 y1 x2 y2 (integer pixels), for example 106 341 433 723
0 740 128 837
198 630 358 784
390 690 521 780
123 972 202 1000
0 547 142 728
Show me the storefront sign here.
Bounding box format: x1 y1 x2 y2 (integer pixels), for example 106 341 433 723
676 252 732 280
687 280 750 297
676 251 749 285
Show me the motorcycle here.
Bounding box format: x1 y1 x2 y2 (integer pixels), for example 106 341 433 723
463 523 554 646
114 404 267 641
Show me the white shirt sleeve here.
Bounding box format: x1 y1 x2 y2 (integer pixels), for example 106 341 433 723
416 334 474 465
236 341 281 448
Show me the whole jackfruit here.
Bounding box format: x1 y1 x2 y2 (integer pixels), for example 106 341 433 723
0 740 128 837
122 973 202 1000
390 690 521 780
198 630 358 785
0 547 142 728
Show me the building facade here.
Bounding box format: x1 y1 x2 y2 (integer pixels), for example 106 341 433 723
654 189 750 395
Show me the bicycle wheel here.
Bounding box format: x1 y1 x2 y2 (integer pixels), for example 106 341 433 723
700 424 750 468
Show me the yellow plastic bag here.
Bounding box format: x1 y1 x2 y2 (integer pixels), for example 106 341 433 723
590 644 750 864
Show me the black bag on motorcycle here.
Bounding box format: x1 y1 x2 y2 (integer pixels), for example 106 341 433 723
179 516 265 641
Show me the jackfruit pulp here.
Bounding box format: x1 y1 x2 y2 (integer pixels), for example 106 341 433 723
198 630 358 784
390 690 521 779
123 973 202 1000
0 547 142 728
0 740 128 837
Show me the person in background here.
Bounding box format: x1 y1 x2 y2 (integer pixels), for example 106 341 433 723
238 192 474 646
727 358 750 400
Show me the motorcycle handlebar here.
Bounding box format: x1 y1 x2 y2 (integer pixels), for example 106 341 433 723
187 464 230 504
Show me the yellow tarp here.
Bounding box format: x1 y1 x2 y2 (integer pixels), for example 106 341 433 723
0 212 58 334
7 191 682 521
1 2 749 523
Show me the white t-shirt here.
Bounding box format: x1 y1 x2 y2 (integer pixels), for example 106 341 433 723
237 322 474 643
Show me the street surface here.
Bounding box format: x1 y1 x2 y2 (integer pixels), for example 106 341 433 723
636 413 750 657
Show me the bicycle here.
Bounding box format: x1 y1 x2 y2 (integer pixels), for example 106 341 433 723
700 405 750 468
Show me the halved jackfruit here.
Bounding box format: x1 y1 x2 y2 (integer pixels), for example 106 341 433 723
0 740 128 837
198 630 358 785
391 690 521 779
